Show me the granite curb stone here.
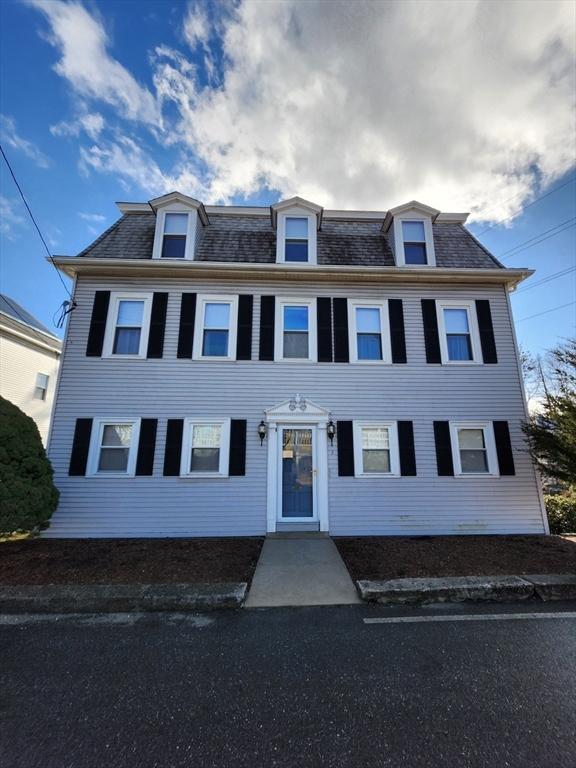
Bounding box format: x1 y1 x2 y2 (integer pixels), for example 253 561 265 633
357 575 536 605
521 574 576 602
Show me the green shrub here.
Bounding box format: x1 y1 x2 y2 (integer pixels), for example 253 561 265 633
545 491 576 534
0 397 59 536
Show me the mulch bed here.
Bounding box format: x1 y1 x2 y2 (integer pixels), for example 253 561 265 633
0 537 264 586
334 535 576 581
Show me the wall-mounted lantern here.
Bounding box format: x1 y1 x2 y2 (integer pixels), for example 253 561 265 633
327 419 336 446
258 420 268 445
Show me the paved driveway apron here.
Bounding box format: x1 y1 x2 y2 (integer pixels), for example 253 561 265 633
245 535 361 607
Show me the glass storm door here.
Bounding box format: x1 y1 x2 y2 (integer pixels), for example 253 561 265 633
280 427 315 519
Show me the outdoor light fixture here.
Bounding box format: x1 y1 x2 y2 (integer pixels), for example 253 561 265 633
327 419 336 446
258 420 267 445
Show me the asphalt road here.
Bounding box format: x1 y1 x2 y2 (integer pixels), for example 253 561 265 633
1 602 575 768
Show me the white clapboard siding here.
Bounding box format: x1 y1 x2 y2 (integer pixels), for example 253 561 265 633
46 275 546 537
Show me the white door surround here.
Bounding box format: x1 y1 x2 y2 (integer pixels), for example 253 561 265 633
265 395 330 533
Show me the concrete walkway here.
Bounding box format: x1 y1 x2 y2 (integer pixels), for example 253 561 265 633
245 536 361 607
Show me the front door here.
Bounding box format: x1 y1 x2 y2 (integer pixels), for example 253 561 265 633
279 426 316 521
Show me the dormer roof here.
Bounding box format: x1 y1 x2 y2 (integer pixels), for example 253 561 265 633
381 200 441 233
148 191 210 226
270 196 324 229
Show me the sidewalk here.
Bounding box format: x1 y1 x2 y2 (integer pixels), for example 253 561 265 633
245 536 360 608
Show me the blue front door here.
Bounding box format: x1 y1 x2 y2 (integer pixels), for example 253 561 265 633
281 428 314 519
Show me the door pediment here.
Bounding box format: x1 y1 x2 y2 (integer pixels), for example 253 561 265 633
265 394 330 421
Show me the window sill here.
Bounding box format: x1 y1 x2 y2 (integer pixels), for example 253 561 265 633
441 360 482 366
454 473 499 478
178 473 229 480
354 473 401 479
86 473 135 478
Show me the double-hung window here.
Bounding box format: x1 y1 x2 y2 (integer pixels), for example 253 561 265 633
275 299 317 361
353 422 400 476
193 295 238 360
402 221 427 265
34 373 49 400
181 419 230 477
450 422 498 476
348 301 391 363
103 293 152 358
88 418 140 476
285 218 309 262
161 213 188 258
437 300 480 364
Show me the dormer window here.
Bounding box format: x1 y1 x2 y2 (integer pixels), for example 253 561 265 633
285 217 309 262
162 213 188 258
402 221 427 265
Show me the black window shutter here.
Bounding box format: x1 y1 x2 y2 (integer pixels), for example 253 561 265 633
333 298 349 363
177 293 196 359
422 300 441 363
135 419 157 476
476 300 498 364
86 291 110 356
236 295 253 360
493 421 515 475
68 418 93 476
163 419 184 476
433 421 454 476
147 293 168 359
337 420 355 476
389 299 407 364
229 419 247 476
317 297 333 362
398 421 417 476
259 296 275 360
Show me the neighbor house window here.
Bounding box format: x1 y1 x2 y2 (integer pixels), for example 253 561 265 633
34 373 49 400
437 301 480 364
348 301 391 363
161 213 188 258
275 299 317 361
353 422 400 476
193 295 238 361
88 418 140 476
402 220 427 265
181 419 231 477
285 218 309 262
103 294 152 358
450 422 498 476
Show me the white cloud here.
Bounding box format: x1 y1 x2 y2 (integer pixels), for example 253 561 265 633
78 212 106 222
27 0 160 125
0 196 27 239
31 0 576 221
51 111 105 140
0 115 51 168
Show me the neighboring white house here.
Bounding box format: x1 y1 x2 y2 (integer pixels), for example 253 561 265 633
0 294 62 445
46 192 548 538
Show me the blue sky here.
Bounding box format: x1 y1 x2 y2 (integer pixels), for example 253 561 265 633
0 0 574 355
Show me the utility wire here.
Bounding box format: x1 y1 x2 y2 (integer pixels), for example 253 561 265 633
514 266 576 295
498 217 576 259
475 176 576 236
0 143 73 299
516 301 576 323
497 222 576 262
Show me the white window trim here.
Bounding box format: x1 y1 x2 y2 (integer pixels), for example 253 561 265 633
102 292 153 359
437 299 482 365
353 421 400 477
393 215 436 267
180 418 231 478
274 297 318 362
87 417 141 477
192 294 239 361
276 211 317 265
152 204 197 261
347 299 392 364
449 421 499 477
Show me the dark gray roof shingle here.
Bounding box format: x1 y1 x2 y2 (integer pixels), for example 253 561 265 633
0 293 54 336
77 212 502 269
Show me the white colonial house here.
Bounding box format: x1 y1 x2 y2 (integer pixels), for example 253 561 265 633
0 294 61 445
46 193 548 537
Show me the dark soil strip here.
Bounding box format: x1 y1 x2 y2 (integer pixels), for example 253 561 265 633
0 537 264 586
334 535 576 581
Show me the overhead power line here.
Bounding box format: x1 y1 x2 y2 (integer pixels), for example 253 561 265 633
516 301 576 324
473 174 576 224
498 217 576 258
475 176 576 236
0 143 73 300
514 266 576 295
